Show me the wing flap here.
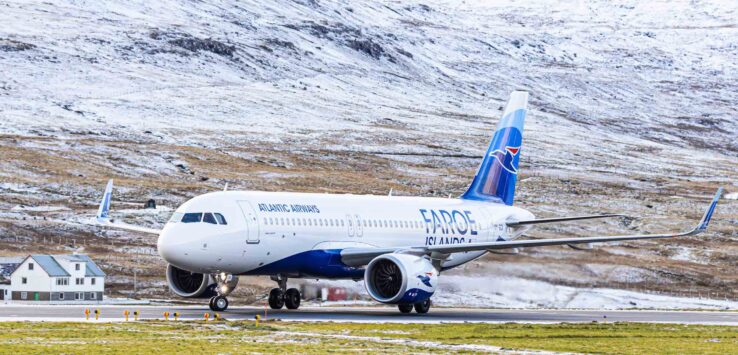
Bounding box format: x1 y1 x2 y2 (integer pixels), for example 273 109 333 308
506 214 624 227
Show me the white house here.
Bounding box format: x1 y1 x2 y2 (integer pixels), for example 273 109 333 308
8 254 105 302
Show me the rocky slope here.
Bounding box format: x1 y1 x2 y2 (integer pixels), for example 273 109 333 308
0 0 736 305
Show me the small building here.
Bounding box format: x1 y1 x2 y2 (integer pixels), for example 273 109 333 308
8 254 105 302
0 257 23 301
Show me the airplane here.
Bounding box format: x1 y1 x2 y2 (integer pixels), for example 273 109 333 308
95 91 723 313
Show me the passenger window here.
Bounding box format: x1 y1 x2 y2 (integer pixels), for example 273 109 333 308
182 213 203 223
203 213 217 224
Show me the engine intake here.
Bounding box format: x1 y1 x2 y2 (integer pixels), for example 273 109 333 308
166 264 216 298
364 254 437 304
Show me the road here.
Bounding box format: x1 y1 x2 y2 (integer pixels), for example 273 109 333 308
0 304 737 324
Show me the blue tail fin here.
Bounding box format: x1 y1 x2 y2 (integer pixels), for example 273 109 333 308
461 91 528 205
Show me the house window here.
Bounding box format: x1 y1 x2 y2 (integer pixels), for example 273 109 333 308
21 292 27 300
28 263 34 270
90 292 96 300
22 277 27 284
75 292 82 300
56 278 69 286
59 292 64 300
91 278 96 285
76 278 84 285
75 264 80 271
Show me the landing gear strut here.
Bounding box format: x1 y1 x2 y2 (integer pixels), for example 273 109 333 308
268 275 301 310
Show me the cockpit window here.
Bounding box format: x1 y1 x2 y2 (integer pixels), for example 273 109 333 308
214 213 227 225
181 213 203 223
203 213 217 224
169 212 183 223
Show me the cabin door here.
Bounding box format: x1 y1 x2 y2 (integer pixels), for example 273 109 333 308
237 201 260 244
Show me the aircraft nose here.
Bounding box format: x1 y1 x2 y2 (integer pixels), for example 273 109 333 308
157 229 190 268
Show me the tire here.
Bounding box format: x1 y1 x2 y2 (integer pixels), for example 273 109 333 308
398 304 413 313
414 299 431 314
210 296 228 312
285 288 301 310
268 288 285 309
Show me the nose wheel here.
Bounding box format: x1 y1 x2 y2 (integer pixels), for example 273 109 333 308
209 295 229 312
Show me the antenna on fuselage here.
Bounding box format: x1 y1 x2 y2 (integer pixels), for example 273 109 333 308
388 188 393 197
223 182 228 192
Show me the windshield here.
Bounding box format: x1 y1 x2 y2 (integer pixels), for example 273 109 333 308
173 212 228 225
181 213 203 223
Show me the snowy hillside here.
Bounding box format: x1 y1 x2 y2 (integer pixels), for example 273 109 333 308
0 0 737 306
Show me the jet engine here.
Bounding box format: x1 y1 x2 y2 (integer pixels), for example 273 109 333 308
166 264 217 298
364 254 437 304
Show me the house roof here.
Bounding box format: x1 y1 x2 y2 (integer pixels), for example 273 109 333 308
30 255 70 277
8 254 106 278
74 255 106 277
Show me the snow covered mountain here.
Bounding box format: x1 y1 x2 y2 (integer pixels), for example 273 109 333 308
1 0 736 306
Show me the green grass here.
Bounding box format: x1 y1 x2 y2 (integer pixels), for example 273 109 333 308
0 321 736 354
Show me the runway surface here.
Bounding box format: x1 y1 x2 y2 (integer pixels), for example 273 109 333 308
1 304 737 324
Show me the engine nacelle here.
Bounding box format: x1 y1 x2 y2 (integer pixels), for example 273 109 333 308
166 264 217 298
364 254 437 304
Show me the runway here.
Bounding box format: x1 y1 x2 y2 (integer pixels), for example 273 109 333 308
0 304 737 324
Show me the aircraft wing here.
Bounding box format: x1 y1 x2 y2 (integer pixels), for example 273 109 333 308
505 214 624 227
95 179 162 235
340 188 722 267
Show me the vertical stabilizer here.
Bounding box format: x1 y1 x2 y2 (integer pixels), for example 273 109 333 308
461 91 528 205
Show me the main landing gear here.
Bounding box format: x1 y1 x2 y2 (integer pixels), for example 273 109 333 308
398 299 431 314
268 275 301 310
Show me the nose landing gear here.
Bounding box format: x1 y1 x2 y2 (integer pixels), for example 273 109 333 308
268 275 301 310
210 295 229 312
209 273 239 312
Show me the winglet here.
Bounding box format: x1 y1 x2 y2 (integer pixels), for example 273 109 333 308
694 187 722 232
96 179 113 222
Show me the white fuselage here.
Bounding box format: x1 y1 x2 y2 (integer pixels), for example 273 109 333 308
157 191 534 278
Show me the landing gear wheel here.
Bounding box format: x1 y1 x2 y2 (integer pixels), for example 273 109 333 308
285 288 301 309
414 299 431 314
210 296 228 312
398 304 414 313
268 288 285 309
